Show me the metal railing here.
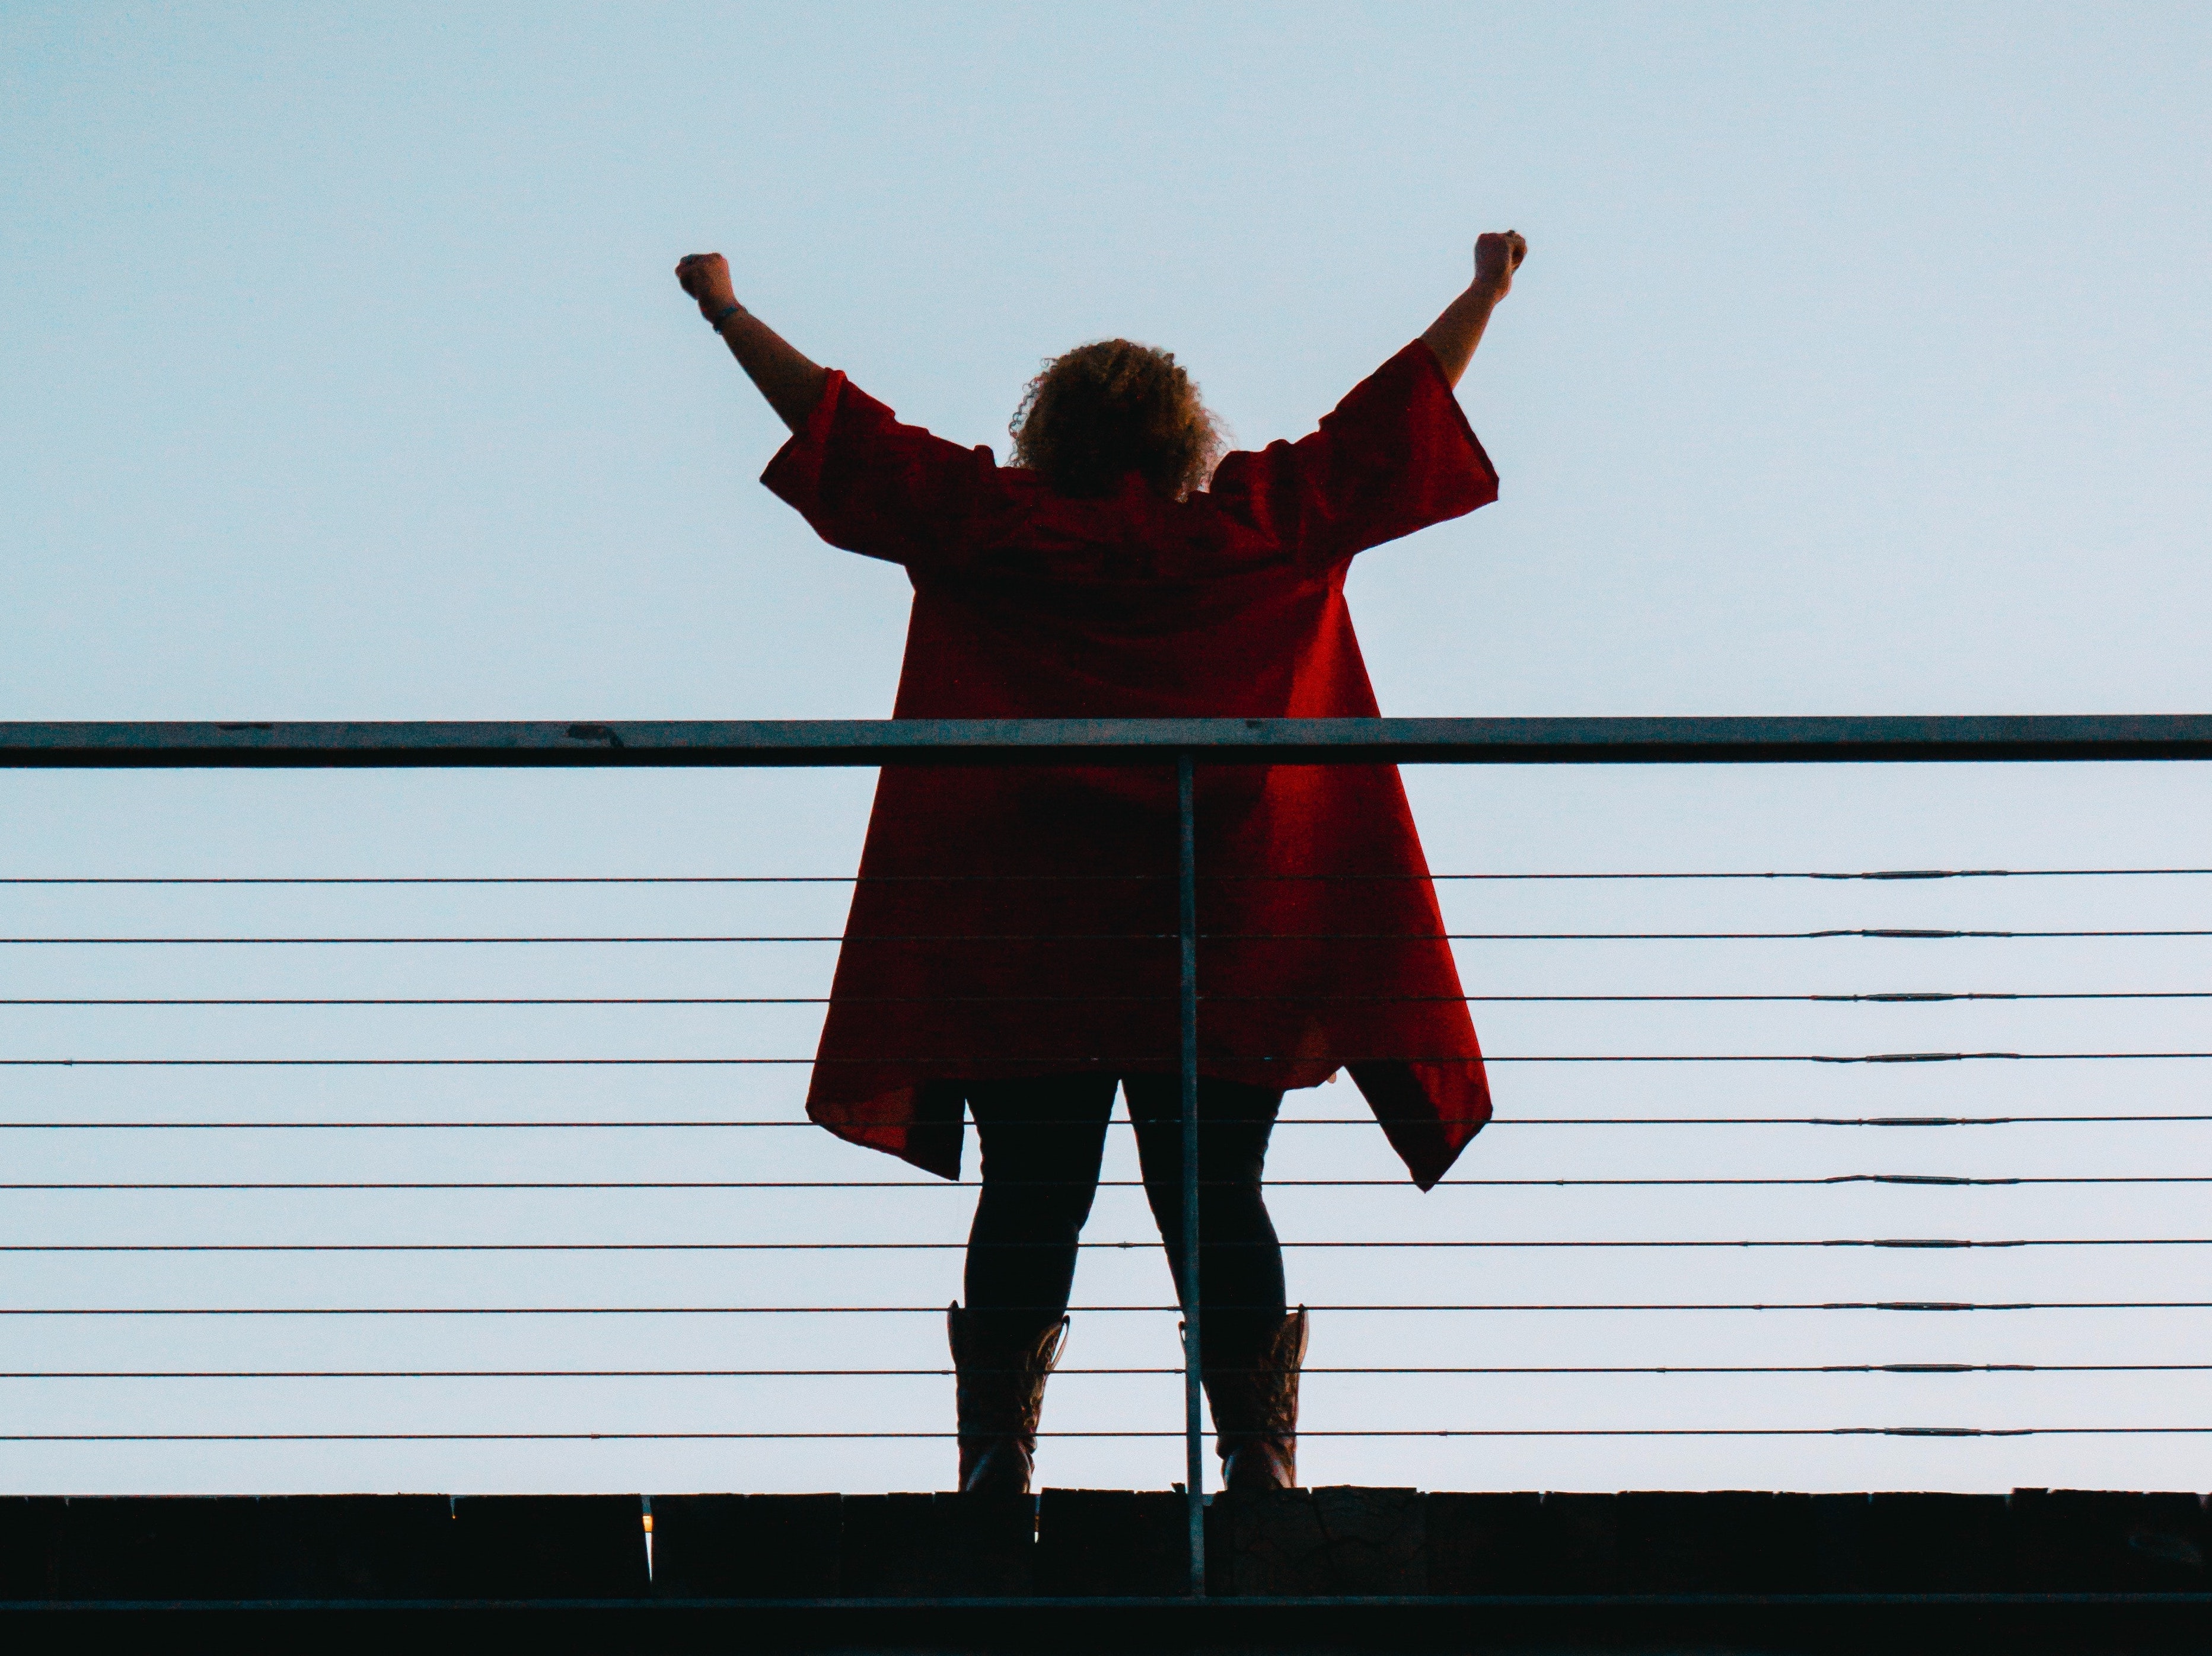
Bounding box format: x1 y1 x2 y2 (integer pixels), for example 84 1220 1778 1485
4 714 2210 1598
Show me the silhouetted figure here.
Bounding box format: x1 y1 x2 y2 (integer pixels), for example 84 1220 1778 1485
677 231 1526 1493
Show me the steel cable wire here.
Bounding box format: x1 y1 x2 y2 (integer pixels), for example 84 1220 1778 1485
5 989 2210 1006
5 1051 2212 1067
9 1300 2212 1316
11 1361 2211 1379
9 1173 2207 1190
5 1427 2210 1443
7 865 2212 883
9 1237 2212 1254
4 988 2211 1006
8 927 2212 942
5 1113 2209 1128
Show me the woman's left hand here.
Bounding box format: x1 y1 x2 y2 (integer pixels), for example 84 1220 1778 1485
675 253 738 317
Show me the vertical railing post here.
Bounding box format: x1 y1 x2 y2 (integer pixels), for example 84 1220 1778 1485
1176 751 1206 1596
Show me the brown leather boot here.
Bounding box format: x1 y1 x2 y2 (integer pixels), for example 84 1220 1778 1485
1206 1307 1308 1491
947 1303 1067 1495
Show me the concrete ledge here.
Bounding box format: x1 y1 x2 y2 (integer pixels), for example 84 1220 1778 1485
1210 1486 1427 1595
2 1487 2205 1607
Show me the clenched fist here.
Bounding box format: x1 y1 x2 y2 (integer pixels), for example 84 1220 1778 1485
675 253 738 317
1472 231 1528 300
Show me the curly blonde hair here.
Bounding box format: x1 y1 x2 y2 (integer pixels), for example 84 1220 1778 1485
1008 339 1226 500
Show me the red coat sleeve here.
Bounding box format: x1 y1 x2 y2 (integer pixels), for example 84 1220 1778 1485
759 371 1005 571
1204 340 1500 570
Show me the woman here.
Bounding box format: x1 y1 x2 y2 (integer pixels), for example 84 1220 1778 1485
676 231 1525 1494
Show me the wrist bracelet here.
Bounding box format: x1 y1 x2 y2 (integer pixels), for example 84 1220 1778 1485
705 301 743 330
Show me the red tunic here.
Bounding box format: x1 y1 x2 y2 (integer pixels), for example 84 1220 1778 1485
763 340 1497 1188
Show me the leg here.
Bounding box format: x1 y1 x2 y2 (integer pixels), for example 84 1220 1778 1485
951 1074 1116 1493
1123 1075 1286 1351
964 1074 1117 1342
1124 1076 1305 1488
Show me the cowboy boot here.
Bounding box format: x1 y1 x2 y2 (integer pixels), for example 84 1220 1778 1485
1206 1306 1308 1491
947 1303 1067 1495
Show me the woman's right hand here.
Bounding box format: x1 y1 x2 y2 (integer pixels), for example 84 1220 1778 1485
675 253 739 317
1472 231 1528 300
1422 231 1529 385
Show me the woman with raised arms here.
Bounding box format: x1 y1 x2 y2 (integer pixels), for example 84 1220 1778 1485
676 230 1526 1494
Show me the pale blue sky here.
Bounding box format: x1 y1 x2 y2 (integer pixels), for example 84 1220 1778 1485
3 4 2209 1497
7 1 2208 720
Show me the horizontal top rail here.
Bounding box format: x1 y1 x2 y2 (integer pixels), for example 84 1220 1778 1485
4 715 2212 767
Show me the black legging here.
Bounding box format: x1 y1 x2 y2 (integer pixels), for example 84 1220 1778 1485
962 1074 1286 1362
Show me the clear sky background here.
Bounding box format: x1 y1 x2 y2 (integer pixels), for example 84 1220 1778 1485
2 2 2209 1498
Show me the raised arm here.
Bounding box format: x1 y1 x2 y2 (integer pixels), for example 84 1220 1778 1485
675 253 831 433
1419 231 1528 388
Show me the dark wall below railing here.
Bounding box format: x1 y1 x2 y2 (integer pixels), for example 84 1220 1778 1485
4 1486 2207 1603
